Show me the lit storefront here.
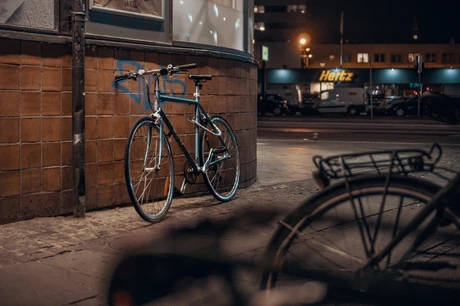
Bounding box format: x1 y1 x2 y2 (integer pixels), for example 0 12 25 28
261 68 460 104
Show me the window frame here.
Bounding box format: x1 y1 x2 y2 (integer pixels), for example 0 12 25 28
390 53 402 63
425 52 437 63
374 53 385 63
441 52 455 63
408 52 421 63
254 5 265 13
357 53 369 63
343 53 352 63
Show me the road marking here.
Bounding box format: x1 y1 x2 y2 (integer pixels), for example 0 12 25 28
258 139 460 146
258 127 459 135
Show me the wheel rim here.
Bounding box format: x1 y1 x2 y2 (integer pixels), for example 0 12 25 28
349 108 356 115
274 107 281 115
396 109 404 116
263 184 460 296
126 120 174 221
202 117 240 201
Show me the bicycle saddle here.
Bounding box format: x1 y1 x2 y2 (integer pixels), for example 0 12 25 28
189 74 212 81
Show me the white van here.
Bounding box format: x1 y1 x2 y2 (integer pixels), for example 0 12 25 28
316 88 366 115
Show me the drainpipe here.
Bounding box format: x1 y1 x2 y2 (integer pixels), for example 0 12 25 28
71 0 86 217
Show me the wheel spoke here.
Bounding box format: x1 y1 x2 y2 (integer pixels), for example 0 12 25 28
126 119 174 222
261 175 458 295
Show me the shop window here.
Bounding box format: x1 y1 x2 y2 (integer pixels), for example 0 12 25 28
442 53 455 63
90 0 163 20
173 0 245 51
374 53 385 63
391 54 402 63
254 5 264 13
357 53 369 63
425 52 437 63
408 53 421 63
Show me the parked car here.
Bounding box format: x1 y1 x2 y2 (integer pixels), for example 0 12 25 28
424 92 460 124
316 88 366 115
386 97 428 117
257 94 292 116
296 94 319 115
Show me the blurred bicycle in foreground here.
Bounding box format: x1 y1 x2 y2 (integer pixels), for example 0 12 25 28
108 143 460 306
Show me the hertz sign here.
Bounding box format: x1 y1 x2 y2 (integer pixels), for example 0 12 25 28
318 70 355 82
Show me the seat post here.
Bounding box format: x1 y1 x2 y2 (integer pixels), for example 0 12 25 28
194 81 202 99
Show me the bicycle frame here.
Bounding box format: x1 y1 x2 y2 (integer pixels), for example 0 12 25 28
140 73 226 175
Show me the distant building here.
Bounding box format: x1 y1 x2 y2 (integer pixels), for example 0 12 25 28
255 41 460 105
254 0 309 43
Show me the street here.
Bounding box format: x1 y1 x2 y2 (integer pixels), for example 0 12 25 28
258 116 460 144
256 115 460 186
1 116 460 305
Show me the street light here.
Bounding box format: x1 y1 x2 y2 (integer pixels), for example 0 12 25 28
299 34 311 68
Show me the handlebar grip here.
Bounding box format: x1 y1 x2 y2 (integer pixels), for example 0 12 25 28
114 74 129 82
176 63 196 70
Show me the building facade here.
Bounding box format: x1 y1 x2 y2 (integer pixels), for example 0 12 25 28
255 42 460 104
253 0 309 43
0 0 257 224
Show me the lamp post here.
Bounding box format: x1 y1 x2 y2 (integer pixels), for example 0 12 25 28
307 52 313 68
299 38 307 68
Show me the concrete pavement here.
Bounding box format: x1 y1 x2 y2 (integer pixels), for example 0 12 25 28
0 176 321 305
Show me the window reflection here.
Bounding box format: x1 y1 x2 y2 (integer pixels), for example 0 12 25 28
173 0 244 51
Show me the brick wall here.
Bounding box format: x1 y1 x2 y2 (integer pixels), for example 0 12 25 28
0 38 258 224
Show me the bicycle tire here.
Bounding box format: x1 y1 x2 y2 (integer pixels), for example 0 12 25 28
125 117 175 223
260 174 460 298
201 116 240 202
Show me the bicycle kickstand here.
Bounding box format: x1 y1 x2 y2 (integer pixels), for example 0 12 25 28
179 177 187 195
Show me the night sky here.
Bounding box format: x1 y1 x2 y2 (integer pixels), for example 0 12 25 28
308 0 460 44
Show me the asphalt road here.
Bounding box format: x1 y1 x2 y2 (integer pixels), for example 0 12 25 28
257 115 460 145
255 116 460 187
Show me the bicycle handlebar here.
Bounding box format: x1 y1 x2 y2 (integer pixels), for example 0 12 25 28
113 63 197 82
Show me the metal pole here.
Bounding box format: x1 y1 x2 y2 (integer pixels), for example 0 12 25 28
417 54 423 117
340 11 344 68
71 0 86 217
370 62 373 118
262 59 267 115
418 72 421 116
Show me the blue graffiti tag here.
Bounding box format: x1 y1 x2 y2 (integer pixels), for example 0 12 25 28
113 60 187 111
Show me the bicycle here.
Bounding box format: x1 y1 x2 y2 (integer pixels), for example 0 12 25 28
107 209 328 306
114 63 240 223
106 144 460 306
261 143 460 304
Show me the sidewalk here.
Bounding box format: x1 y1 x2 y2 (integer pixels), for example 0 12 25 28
0 177 320 306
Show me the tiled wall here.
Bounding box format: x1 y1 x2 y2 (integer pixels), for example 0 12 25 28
0 38 258 224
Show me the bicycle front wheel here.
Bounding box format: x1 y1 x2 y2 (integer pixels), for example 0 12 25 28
201 116 240 202
261 174 460 301
125 117 175 223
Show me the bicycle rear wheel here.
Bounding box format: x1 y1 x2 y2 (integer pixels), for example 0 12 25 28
125 117 174 223
261 174 460 302
201 116 240 202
